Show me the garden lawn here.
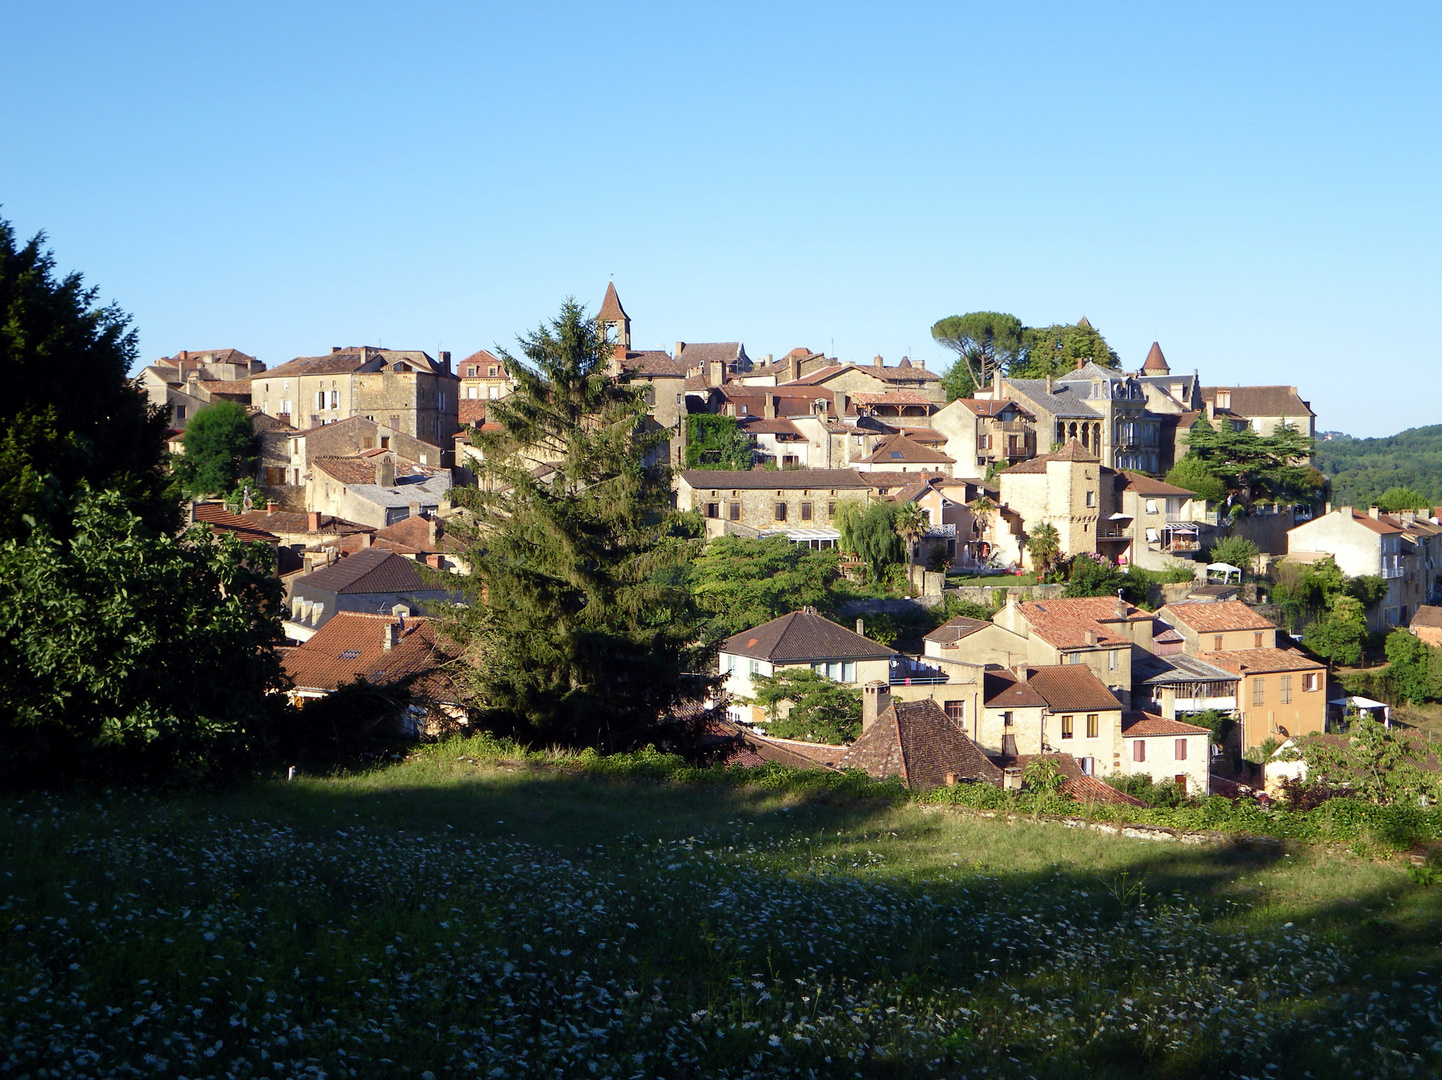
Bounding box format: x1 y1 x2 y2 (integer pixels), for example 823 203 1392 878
4 738 1442 1079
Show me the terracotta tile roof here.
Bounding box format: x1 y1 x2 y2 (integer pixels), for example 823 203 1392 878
901 428 948 444
1338 508 1405 535
860 432 955 465
241 510 372 536
373 515 443 552
852 390 935 407
1200 386 1313 418
313 456 384 486
737 417 805 437
459 348 505 372
787 361 941 386
1202 648 1326 674
678 469 870 491
676 342 743 368
283 612 462 702
1017 596 1146 649
1118 471 1197 496
721 609 896 663
191 502 279 542
1141 341 1169 373
294 548 432 595
160 348 256 367
202 379 253 395
1411 605 1442 630
458 400 487 426
264 351 372 379
618 350 688 378
1121 710 1211 737
1160 600 1276 634
983 668 1049 709
924 615 992 645
684 371 712 391
857 470 944 491
598 282 627 322
955 397 1033 419
836 698 1002 789
1022 665 1123 712
998 753 1147 805
1152 625 1185 644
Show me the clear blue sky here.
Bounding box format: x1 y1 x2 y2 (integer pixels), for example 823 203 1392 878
3 2 1438 437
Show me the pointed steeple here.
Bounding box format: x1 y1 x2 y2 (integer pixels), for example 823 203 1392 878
599 282 630 349
1142 341 1169 374
1077 315 1093 330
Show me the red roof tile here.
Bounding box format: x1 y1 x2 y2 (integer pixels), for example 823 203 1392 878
283 612 463 703
1160 600 1276 634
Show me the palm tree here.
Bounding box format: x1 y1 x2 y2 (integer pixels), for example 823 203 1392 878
1026 522 1061 579
894 503 929 594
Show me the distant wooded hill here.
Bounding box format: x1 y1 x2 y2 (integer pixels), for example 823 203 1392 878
1314 425 1442 508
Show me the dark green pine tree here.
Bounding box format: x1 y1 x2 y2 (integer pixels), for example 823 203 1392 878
0 218 174 540
445 299 712 748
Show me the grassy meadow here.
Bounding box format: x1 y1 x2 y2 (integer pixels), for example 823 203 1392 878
5 737 1442 1079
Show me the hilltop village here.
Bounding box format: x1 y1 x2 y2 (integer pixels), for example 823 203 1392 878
148 284 1442 799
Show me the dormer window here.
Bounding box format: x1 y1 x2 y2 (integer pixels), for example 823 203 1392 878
1216 389 1232 410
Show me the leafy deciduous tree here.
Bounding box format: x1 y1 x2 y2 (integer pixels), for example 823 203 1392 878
1303 594 1367 666
688 536 840 639
1014 322 1120 378
175 400 257 497
835 499 902 584
1206 535 1260 573
0 489 286 786
747 668 861 744
1062 551 1125 598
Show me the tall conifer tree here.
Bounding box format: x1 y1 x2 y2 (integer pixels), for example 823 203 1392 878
446 300 710 747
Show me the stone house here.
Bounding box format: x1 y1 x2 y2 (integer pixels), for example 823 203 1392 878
676 468 874 541
923 615 1030 668
991 594 1154 706
835 692 1002 790
1156 600 1278 655
308 452 453 529
852 432 955 478
279 415 450 488
997 440 1107 564
253 347 460 447
737 417 812 468
785 357 946 405
1120 712 1212 795
717 609 895 726
457 349 511 401
930 396 1037 481
1201 647 1327 751
1131 652 1241 720
1198 385 1316 442
1411 605 1442 648
283 548 462 642
979 665 1125 775
1287 507 1438 630
1106 471 1208 570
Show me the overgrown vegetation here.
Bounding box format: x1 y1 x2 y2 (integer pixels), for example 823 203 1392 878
683 413 753 470
748 668 861 744
172 399 257 497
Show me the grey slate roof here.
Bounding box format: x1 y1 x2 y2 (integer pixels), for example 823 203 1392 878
1005 379 1104 419
721 609 896 663
1133 652 1242 687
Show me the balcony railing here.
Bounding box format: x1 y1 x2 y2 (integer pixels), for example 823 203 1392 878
1382 565 1404 579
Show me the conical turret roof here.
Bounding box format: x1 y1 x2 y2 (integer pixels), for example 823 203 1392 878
1142 341 1169 373
599 282 628 322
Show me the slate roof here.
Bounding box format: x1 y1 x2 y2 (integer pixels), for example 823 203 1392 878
860 432 955 465
678 469 871 491
1121 711 1211 737
1199 386 1313 418
924 615 993 645
835 698 1002 789
1202 648 1326 675
283 612 461 701
1160 600 1276 634
1003 380 1104 419
954 397 1034 419
721 609 896 663
293 548 434 596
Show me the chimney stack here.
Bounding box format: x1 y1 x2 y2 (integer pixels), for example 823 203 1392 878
265 500 278 514
764 394 777 420
675 341 685 362
1368 506 1381 519
787 355 801 383
708 358 725 387
308 511 321 532
855 617 865 636
382 620 401 651
861 682 891 732
873 354 883 368
375 456 396 487
408 500 421 518
331 346 342 353
1016 666 1029 683
438 350 451 373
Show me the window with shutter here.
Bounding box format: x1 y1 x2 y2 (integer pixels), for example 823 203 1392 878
1175 739 1187 760
1133 740 1146 762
